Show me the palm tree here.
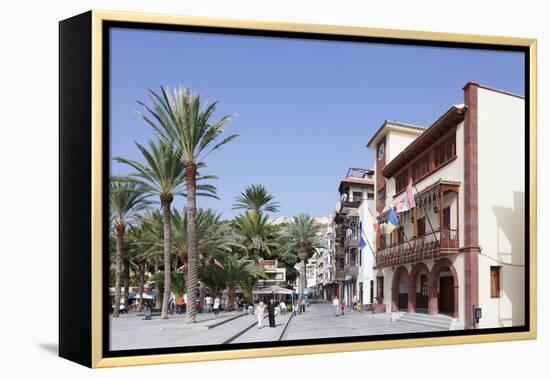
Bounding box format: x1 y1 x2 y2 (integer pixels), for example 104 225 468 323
233 211 279 260
172 208 233 307
282 214 322 304
216 255 266 310
109 180 150 317
125 223 158 312
232 184 280 214
138 86 238 324
115 140 191 319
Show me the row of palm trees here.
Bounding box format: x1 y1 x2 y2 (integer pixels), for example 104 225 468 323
109 86 322 324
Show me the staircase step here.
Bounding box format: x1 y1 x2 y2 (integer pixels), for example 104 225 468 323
402 314 454 325
398 317 451 330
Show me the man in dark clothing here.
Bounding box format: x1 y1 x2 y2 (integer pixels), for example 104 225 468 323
267 299 276 328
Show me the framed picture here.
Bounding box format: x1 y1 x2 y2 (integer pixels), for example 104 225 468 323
59 10 537 368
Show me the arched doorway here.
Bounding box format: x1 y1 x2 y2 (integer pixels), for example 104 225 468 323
408 262 431 314
391 266 409 312
430 258 459 318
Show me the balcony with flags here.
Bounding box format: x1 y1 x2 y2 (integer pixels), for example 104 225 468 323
375 179 460 268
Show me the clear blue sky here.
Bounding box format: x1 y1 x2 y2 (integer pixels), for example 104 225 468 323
110 28 524 219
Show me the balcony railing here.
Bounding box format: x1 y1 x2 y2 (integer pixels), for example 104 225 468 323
344 263 358 276
375 229 459 268
340 197 362 209
344 235 359 250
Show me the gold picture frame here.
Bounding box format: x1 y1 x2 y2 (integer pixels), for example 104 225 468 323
59 9 537 368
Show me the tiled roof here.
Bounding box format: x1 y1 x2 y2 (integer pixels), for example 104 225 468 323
366 120 426 148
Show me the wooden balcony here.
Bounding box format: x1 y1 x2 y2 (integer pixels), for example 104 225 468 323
375 229 459 268
344 235 359 250
344 263 358 276
340 197 362 209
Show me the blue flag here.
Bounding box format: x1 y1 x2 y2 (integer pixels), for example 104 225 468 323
388 206 399 226
358 222 367 249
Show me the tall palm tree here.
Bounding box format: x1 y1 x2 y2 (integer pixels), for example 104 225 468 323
115 139 218 319
282 214 322 303
109 180 150 317
216 255 266 310
233 211 279 260
232 184 280 214
138 86 238 324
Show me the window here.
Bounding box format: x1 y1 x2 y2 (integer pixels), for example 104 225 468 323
443 207 451 230
417 217 426 237
397 227 405 244
420 274 429 296
434 135 456 168
379 234 387 249
490 266 501 298
352 191 363 202
413 155 430 181
395 171 409 193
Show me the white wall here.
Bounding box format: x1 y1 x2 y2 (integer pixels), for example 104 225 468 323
358 199 376 303
386 129 422 162
477 88 525 328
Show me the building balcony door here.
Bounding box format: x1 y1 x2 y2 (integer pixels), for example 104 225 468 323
439 276 455 315
416 274 429 312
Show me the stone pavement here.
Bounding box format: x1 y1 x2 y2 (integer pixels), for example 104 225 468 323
230 313 291 344
282 303 442 340
110 304 444 350
109 310 255 350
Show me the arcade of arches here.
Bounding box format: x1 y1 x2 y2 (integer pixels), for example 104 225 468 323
389 258 459 318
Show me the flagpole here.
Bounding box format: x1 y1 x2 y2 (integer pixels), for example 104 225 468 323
413 183 439 245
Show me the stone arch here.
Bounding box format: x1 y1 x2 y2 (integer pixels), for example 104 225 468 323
391 266 409 312
430 258 459 318
408 262 432 313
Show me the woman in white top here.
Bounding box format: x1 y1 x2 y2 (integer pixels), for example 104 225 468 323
213 296 221 317
257 301 265 328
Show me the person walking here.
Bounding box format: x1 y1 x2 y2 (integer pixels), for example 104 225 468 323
176 294 184 314
205 295 213 313
352 295 358 312
279 300 286 315
257 301 265 328
213 296 221 317
267 299 276 328
333 296 340 317
340 301 345 316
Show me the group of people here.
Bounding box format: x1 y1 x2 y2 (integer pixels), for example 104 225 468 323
255 299 278 329
332 295 361 316
204 295 221 316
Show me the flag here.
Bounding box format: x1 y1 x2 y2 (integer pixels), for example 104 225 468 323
396 178 417 213
388 206 399 226
359 232 367 249
386 222 396 234
371 215 379 233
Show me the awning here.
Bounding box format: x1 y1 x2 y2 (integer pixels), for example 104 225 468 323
129 292 157 300
252 285 294 295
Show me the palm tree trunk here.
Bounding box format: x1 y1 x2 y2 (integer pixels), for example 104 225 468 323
154 256 159 273
298 257 306 303
227 287 236 310
113 224 124 318
138 261 145 312
161 197 173 320
185 163 199 324
123 258 130 312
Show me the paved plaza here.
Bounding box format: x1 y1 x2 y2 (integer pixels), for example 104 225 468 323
110 303 444 350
